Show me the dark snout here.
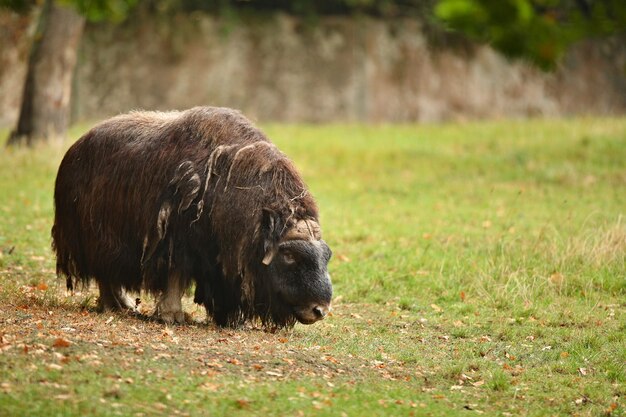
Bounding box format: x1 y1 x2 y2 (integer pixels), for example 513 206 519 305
291 259 333 324
294 300 332 324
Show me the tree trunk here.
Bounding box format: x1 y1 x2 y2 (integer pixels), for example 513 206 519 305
7 0 85 147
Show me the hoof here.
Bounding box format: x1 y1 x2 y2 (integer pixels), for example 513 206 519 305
97 297 138 313
156 309 186 325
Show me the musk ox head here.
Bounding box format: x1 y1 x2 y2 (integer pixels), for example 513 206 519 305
261 214 333 325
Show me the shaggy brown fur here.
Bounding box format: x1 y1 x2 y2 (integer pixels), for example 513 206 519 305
52 107 327 327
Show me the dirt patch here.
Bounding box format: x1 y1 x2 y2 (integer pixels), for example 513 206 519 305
0 283 410 386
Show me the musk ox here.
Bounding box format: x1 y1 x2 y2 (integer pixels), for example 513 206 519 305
52 106 332 327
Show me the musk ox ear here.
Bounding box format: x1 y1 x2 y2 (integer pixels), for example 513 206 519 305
261 208 283 265
169 161 201 213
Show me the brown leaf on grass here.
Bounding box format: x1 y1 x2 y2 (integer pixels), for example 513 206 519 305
560 351 569 358
574 396 589 405
578 367 588 376
235 399 251 409
606 403 618 415
337 254 351 262
153 402 167 411
550 272 564 285
36 282 48 291
460 291 466 302
200 382 219 392
227 358 243 366
430 304 442 312
324 355 340 364
52 338 71 348
205 361 223 369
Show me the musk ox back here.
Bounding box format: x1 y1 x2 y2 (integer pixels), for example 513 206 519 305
52 106 332 327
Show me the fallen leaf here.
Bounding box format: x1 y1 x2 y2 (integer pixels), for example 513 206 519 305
460 291 466 302
36 282 48 291
578 368 588 376
550 272 564 285
337 254 351 262
324 355 340 364
52 338 71 348
153 402 167 411
430 304 442 312
200 382 219 392
472 380 485 387
574 396 589 405
560 351 569 358
235 399 250 409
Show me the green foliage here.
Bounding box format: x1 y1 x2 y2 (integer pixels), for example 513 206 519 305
435 0 626 69
65 0 137 22
0 0 137 22
0 0 34 13
167 0 434 18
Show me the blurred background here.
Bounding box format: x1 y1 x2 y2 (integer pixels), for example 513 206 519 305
1 0 625 145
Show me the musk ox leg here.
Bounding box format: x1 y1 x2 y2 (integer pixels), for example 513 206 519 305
155 271 186 324
97 281 137 312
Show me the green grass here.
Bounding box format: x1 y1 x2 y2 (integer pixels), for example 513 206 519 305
0 118 624 416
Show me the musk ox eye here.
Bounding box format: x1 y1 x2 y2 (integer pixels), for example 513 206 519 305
282 251 296 265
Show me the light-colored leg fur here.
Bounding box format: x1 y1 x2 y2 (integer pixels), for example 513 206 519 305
155 271 186 324
97 281 137 312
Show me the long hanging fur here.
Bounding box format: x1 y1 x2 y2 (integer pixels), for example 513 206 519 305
52 107 319 327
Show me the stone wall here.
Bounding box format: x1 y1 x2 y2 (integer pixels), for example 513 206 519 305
2 11 625 127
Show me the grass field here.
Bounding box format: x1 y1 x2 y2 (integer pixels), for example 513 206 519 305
0 118 624 416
